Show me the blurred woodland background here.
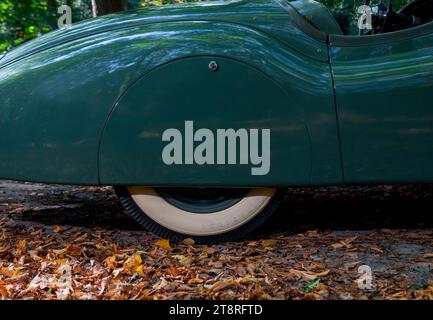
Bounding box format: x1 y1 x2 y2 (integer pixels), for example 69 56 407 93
0 0 412 53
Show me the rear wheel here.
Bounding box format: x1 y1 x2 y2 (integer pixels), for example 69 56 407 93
115 186 283 243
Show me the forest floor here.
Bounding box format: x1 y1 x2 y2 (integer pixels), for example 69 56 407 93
0 180 432 300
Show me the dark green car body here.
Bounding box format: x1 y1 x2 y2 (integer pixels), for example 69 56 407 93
0 0 432 187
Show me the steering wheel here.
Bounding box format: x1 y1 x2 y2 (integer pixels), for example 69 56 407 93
379 0 395 33
359 0 425 35
359 0 396 35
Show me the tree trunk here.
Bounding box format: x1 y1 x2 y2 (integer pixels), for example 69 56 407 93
46 0 57 11
91 0 128 17
46 0 59 28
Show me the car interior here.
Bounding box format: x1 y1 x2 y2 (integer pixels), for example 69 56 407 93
292 0 433 36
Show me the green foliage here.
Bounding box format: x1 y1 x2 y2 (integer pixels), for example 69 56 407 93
0 0 416 53
0 0 93 52
0 0 52 52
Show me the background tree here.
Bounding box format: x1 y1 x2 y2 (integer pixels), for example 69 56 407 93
91 0 128 16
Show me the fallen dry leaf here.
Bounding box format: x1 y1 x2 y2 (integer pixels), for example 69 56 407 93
181 238 195 246
173 255 193 266
155 239 172 251
289 269 330 281
261 239 278 248
211 280 241 292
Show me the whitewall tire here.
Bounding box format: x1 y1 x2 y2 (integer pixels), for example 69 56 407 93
115 186 283 243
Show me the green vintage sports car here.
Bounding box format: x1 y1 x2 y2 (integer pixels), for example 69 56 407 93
1 0 433 243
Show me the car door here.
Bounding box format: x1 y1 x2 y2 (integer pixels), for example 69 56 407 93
329 22 433 184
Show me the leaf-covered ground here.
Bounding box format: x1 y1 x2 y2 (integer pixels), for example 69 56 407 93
0 180 432 300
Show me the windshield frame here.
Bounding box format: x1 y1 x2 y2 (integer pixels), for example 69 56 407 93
275 0 328 43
